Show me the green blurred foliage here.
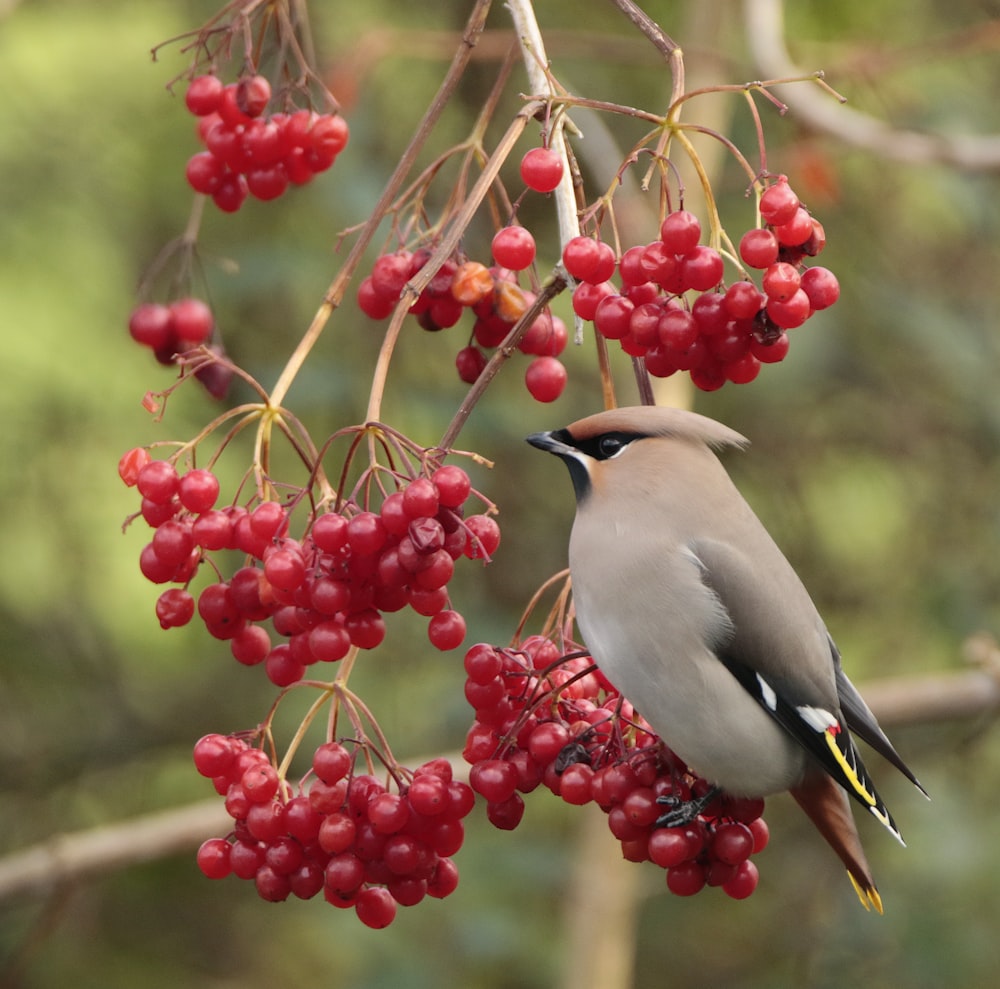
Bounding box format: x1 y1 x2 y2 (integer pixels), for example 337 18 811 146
2 0 1000 986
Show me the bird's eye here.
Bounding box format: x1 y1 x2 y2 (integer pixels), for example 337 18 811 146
597 434 627 459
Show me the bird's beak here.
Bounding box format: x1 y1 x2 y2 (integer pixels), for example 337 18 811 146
526 430 573 456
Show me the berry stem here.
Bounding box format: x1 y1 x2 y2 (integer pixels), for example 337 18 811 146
267 0 493 413
275 684 336 781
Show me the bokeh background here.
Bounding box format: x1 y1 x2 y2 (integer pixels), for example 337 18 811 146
3 1 1000 986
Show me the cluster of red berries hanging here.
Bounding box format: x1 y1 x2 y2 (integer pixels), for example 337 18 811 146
126 297 232 399
357 234 568 404
568 175 838 391
194 734 472 927
118 446 500 685
183 73 349 212
461 636 768 900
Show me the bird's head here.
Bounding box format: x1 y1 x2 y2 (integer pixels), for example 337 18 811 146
527 406 747 503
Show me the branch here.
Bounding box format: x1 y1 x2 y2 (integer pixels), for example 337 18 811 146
744 0 1000 170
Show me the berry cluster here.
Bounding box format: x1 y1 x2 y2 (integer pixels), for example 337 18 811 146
461 637 768 900
126 297 232 398
119 448 500 684
183 74 350 212
357 241 568 403
194 734 472 927
569 176 838 391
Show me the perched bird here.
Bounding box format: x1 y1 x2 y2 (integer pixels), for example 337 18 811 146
527 405 926 913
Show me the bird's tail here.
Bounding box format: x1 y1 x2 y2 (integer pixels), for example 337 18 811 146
790 772 884 914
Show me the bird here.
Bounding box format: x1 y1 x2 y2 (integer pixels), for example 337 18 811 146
526 405 926 913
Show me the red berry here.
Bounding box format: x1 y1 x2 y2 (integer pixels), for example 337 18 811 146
799 266 840 310
738 228 779 269
710 821 755 865
594 294 634 340
520 146 564 193
185 151 227 195
666 860 707 897
129 303 174 349
137 460 179 503
432 465 471 508
455 345 487 383
178 468 220 513
464 514 500 559
524 356 567 403
571 281 615 320
722 859 759 900
766 288 811 329
402 477 439 519
236 74 271 118
355 886 397 928
185 75 224 116
773 206 814 247
469 759 518 803
491 226 536 271
761 262 801 302
723 281 764 320
313 742 352 784
155 588 195 629
759 177 800 225
196 837 232 879
659 210 702 254
357 276 396 319
680 246 724 292
428 610 466 650
487 793 525 830
562 236 602 282
212 172 249 213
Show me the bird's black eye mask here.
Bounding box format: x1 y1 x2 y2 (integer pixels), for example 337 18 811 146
561 429 643 462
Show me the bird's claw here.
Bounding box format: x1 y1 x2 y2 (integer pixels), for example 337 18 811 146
654 786 720 829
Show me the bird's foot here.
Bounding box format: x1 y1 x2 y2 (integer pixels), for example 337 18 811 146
654 785 721 828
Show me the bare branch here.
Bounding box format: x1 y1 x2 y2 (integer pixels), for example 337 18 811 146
744 0 1000 171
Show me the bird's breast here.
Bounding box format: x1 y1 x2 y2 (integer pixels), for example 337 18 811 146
569 527 808 796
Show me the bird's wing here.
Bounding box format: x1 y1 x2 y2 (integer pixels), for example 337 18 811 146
688 538 909 842
828 634 928 797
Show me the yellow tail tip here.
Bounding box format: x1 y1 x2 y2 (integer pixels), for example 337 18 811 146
847 872 884 915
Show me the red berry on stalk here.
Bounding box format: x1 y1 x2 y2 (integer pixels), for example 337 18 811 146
525 356 567 403
738 228 780 269
761 262 801 302
766 288 811 329
455 345 487 384
212 172 248 213
156 588 195 629
520 146 564 193
773 207 814 247
491 226 536 271
562 236 602 282
137 460 179 503
428 610 467 650
128 303 174 350
680 246 724 292
185 75 224 116
197 838 232 879
185 151 226 195
800 266 840 310
178 468 220 513
722 860 759 900
659 210 702 255
236 74 271 118
759 177 800 226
